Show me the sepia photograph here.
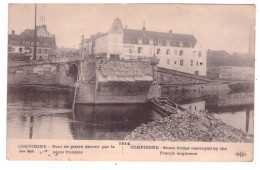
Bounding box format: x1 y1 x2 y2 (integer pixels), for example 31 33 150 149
5 3 256 161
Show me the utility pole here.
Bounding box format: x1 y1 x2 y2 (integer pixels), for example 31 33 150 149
33 4 37 61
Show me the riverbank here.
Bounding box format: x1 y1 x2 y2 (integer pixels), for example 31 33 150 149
125 110 253 142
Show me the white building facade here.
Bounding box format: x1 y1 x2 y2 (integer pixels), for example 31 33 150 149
79 18 207 76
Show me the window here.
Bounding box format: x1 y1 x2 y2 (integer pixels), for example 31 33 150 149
38 49 41 54
44 49 48 54
174 61 177 64
196 61 199 66
180 41 183 47
138 38 142 44
19 48 22 53
167 59 170 64
180 60 183 66
138 47 143 54
158 40 162 45
149 39 153 45
198 51 201 57
200 62 203 65
174 50 177 55
157 48 161 54
166 49 170 55
191 60 193 66
179 50 183 56
166 40 170 46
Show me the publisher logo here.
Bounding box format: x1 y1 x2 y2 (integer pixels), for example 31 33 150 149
235 151 247 157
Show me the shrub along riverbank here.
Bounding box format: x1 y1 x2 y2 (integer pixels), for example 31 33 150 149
125 110 253 142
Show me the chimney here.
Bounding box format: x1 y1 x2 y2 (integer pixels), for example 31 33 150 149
12 30 15 35
169 29 173 36
142 21 146 36
142 21 146 31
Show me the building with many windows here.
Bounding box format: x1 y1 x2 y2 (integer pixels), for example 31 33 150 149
207 50 254 80
8 24 56 61
79 18 206 76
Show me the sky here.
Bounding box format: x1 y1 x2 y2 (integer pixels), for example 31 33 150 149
8 4 255 54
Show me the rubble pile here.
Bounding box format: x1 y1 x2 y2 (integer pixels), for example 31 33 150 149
125 111 253 142
101 61 152 78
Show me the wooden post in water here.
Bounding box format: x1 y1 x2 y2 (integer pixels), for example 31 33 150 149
72 82 78 118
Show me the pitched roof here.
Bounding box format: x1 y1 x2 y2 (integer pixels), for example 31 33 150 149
123 29 197 46
8 34 56 48
80 33 108 45
20 29 35 36
207 50 230 57
207 50 254 67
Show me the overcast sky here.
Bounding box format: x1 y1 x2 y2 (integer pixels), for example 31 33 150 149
8 4 255 54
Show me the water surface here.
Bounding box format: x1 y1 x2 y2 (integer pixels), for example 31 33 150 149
7 86 254 140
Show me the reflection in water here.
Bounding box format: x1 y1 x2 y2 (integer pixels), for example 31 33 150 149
29 116 34 139
7 86 254 140
7 86 74 139
7 86 162 140
213 110 254 135
181 101 206 112
69 104 158 140
176 92 254 135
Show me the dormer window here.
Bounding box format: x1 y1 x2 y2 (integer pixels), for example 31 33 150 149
138 38 142 44
158 40 162 46
149 39 153 45
166 40 170 46
180 41 183 47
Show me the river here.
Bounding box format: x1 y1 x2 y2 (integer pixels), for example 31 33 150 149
7 86 254 140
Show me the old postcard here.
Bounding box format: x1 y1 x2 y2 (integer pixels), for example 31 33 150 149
6 3 255 161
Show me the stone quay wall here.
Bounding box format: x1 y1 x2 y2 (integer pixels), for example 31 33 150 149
157 67 211 85
8 62 76 86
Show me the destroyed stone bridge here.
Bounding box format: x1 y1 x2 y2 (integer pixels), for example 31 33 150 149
8 56 212 104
